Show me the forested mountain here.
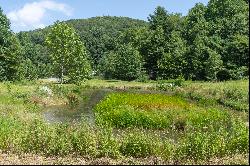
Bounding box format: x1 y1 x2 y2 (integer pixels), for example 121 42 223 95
1 0 249 82
16 16 148 79
66 16 148 65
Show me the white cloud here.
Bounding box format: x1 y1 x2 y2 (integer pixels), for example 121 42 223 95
7 0 73 31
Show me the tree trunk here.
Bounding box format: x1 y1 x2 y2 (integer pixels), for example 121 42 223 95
61 65 64 84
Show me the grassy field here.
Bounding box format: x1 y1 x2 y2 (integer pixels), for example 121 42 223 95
0 79 249 165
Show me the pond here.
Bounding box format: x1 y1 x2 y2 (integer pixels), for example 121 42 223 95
42 89 111 124
42 88 172 125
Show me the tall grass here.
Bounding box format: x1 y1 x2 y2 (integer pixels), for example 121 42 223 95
0 116 248 161
94 93 232 130
0 81 248 163
174 80 249 112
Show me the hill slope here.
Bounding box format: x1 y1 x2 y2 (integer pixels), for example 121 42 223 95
18 16 148 65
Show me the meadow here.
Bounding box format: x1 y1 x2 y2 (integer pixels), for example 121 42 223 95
0 79 249 165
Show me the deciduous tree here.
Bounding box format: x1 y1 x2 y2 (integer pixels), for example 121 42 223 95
45 21 91 83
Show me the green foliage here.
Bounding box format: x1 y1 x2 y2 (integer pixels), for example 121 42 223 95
174 80 249 112
143 27 166 79
176 120 249 161
8 0 248 82
0 81 248 162
45 21 92 84
96 127 120 158
182 0 248 80
157 31 187 79
176 129 228 160
94 93 232 130
0 115 247 160
225 34 249 68
18 16 147 77
70 124 98 156
18 59 39 80
99 44 144 81
204 49 223 80
148 6 183 36
17 32 53 79
173 76 185 87
0 8 22 81
98 51 117 80
66 16 148 66
226 120 249 154
120 131 159 157
136 71 150 83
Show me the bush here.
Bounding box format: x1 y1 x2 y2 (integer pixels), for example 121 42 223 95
136 71 149 83
172 76 185 87
120 131 159 158
70 124 97 156
176 119 249 161
226 120 249 154
176 130 228 160
216 69 231 81
229 66 249 80
97 127 120 158
66 93 80 108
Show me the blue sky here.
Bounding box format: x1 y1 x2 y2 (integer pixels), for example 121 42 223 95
0 0 209 32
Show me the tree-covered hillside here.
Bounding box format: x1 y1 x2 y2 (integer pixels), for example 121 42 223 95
66 16 148 65
1 0 249 83
16 16 148 79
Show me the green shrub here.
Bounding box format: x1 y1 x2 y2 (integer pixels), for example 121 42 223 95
173 76 185 87
120 131 159 158
160 140 175 160
20 119 55 155
176 130 228 160
0 117 23 151
176 119 249 161
226 120 249 154
66 92 80 108
216 69 231 81
136 72 150 83
48 84 69 97
97 127 121 158
70 124 97 156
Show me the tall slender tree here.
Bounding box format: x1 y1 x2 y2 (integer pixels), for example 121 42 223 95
45 21 91 84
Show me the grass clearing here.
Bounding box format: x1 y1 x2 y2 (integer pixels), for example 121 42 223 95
174 80 249 112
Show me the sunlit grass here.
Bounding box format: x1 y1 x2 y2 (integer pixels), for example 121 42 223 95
0 80 248 163
94 92 232 130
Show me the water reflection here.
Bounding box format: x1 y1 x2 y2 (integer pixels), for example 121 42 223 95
43 89 111 124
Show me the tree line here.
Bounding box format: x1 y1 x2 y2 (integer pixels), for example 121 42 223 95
0 0 249 83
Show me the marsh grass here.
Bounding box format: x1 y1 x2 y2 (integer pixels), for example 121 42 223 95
94 93 233 130
0 80 248 164
174 80 249 112
0 116 248 161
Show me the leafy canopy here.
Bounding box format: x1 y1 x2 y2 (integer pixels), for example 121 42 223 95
45 21 91 84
